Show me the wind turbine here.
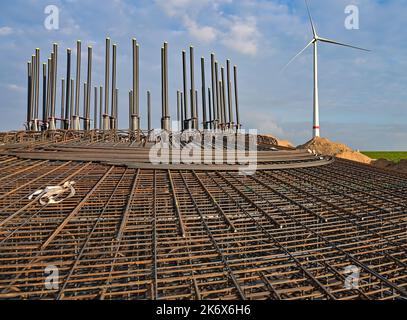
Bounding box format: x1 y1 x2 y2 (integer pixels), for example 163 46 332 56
285 0 370 138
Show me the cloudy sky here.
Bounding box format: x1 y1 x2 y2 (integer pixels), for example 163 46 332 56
0 0 406 150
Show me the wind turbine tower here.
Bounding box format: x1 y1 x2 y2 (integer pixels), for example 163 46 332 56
285 0 370 138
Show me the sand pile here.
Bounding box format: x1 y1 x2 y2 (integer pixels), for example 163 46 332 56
297 137 372 164
262 135 294 148
372 159 407 173
277 139 294 148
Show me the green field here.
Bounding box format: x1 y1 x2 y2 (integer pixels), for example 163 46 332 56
362 151 407 163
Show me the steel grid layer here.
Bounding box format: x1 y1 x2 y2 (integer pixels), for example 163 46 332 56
0 154 406 300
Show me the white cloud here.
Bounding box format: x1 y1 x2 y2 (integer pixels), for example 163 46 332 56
221 16 259 56
156 0 260 55
183 16 217 43
7 84 25 92
0 26 13 36
156 0 196 17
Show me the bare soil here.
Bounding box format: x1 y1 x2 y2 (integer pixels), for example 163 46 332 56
297 137 372 164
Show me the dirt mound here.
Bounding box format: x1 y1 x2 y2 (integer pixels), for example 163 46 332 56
297 137 353 155
297 137 372 164
373 159 407 173
261 135 294 148
277 139 294 148
336 151 372 164
372 159 394 169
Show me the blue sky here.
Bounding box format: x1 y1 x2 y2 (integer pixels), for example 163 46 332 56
0 0 406 150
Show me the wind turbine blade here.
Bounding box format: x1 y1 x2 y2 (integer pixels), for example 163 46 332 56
282 40 314 71
305 0 317 37
318 37 370 52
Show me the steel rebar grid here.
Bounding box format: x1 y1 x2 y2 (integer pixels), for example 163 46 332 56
0 152 405 300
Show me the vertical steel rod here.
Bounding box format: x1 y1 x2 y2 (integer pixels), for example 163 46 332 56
214 61 220 128
226 59 233 127
111 44 117 121
65 49 71 129
161 47 164 123
177 90 180 128
190 46 197 129
208 87 212 130
180 92 184 131
70 78 74 127
234 65 240 129
42 63 47 126
147 91 151 133
201 57 207 130
211 54 217 129
60 78 65 129
136 43 140 118
83 82 87 127
99 86 103 130
132 39 137 117
164 42 169 118
75 40 81 117
46 58 51 123
221 67 227 125
35 48 40 121
52 43 58 120
114 88 119 129
182 50 188 128
27 62 32 129
104 38 111 129
129 90 133 131
30 55 35 127
86 46 92 130
94 86 98 130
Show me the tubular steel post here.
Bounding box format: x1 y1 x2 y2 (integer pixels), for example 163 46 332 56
136 44 140 119
86 46 92 131
180 92 184 131
164 42 169 119
52 43 58 122
27 62 32 130
234 65 240 129
113 88 118 130
60 78 65 129
83 82 87 129
42 63 47 127
147 91 151 134
30 55 35 120
75 40 81 118
226 59 233 128
201 57 207 130
208 87 212 130
177 90 180 130
65 49 72 129
214 61 220 129
70 78 74 128
211 54 217 130
161 47 164 128
48 51 56 131
190 46 197 129
34 49 40 124
221 67 227 125
129 90 133 131
94 86 98 130
46 58 52 126
99 86 103 130
219 80 224 127
131 39 140 133
161 43 170 131
111 44 117 122
132 39 137 123
104 38 111 130
182 50 188 130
